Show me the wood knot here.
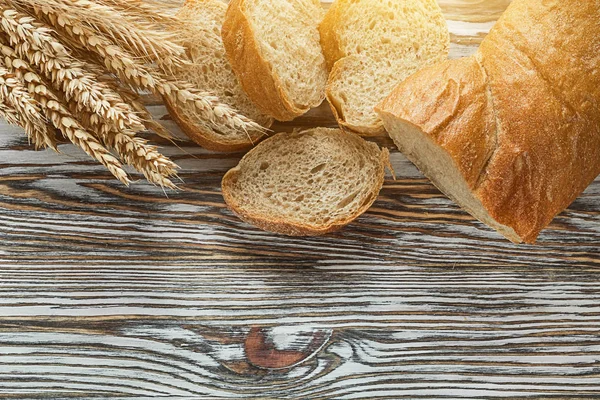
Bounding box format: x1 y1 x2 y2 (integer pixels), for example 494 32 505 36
244 326 332 370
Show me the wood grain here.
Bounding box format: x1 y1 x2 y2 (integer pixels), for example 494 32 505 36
0 1 599 399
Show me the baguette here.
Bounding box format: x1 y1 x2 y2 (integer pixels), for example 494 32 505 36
164 0 272 152
222 0 328 121
320 0 449 136
222 128 389 236
376 0 600 243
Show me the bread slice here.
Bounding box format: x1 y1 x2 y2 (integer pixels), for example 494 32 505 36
222 128 389 236
164 0 272 152
222 0 328 121
319 0 449 136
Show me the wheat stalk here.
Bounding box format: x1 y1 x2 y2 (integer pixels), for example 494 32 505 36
0 66 56 149
22 3 268 136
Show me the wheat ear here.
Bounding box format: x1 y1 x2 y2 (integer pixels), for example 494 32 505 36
72 104 180 189
88 66 173 140
25 4 268 136
0 9 147 136
0 53 129 184
13 0 186 69
0 66 56 149
0 36 178 188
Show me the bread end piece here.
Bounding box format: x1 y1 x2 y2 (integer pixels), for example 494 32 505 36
222 128 389 236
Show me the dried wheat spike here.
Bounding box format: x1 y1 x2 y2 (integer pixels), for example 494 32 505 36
0 35 178 188
16 0 187 69
0 58 129 184
92 69 173 140
25 3 268 136
0 66 56 149
74 104 180 189
0 9 147 136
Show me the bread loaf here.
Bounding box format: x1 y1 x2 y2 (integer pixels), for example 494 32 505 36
320 0 449 136
222 0 328 121
222 128 389 236
376 0 600 243
164 0 271 152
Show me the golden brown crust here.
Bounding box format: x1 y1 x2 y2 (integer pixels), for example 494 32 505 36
377 57 496 188
221 131 389 237
222 0 307 121
377 0 600 244
319 0 345 71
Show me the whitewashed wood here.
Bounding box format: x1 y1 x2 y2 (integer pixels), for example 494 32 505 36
0 1 599 399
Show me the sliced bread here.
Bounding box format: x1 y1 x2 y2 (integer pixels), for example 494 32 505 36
222 0 328 121
319 0 449 136
164 0 272 152
222 128 389 236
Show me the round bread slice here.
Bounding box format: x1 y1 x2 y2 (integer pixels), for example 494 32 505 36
319 0 449 136
164 0 272 152
222 128 390 236
222 0 328 121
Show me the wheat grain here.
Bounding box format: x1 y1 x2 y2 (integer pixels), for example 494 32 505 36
0 66 56 149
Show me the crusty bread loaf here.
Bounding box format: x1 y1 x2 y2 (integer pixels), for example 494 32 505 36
163 0 272 152
222 128 389 236
222 0 328 121
376 0 600 244
320 0 449 136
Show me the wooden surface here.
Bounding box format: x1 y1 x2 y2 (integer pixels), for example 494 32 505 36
1 0 600 398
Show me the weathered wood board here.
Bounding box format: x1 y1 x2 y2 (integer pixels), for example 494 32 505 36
0 0 598 398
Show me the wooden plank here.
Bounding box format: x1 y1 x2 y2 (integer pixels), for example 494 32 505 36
0 1 598 398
